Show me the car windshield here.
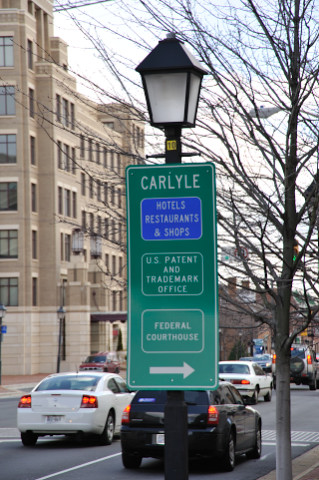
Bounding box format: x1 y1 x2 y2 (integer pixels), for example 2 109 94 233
84 355 107 363
219 364 250 374
253 355 270 361
35 375 100 391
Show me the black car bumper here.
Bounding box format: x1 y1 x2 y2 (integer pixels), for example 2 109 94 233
121 427 226 459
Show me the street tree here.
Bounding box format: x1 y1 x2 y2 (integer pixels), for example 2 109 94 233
54 1 319 478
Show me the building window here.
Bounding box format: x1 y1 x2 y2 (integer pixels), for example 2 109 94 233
31 183 37 212
0 277 18 306
81 173 86 195
0 86 15 115
105 253 109 271
88 138 93 161
65 234 71 261
58 186 63 214
62 98 69 127
29 88 34 118
110 151 114 170
97 215 102 235
27 39 33 69
56 94 61 122
97 180 101 202
119 290 123 310
0 229 18 258
104 182 108 204
119 257 123 277
104 217 109 237
117 188 121 208
89 213 94 232
57 141 62 169
103 147 107 167
72 191 77 218
70 103 75 130
0 182 17 210
30 135 36 165
0 134 16 163
89 177 93 199
32 230 37 259
112 255 116 275
32 277 37 306
71 147 76 174
110 185 115 205
80 135 85 158
112 291 117 310
96 143 100 164
0 37 13 67
63 143 69 171
64 189 71 217
60 233 63 261
82 210 86 229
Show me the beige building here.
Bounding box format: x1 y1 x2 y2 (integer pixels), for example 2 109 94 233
0 0 144 374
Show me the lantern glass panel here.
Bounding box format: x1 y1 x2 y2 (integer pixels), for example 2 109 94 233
144 72 187 124
187 73 201 124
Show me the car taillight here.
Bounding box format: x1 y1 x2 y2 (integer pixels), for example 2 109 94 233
272 354 276 364
207 405 219 425
231 379 250 385
81 395 98 408
307 354 312 365
18 395 32 408
122 404 131 424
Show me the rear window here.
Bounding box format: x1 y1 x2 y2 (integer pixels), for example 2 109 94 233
35 375 100 391
219 364 250 374
84 355 107 363
291 349 306 359
132 390 208 405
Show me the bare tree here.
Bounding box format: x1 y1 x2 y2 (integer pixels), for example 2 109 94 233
53 1 319 478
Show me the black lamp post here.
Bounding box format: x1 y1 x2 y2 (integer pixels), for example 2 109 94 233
136 33 206 480
57 306 66 373
136 32 206 164
0 303 7 385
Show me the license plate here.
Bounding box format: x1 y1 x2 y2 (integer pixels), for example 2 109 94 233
45 415 63 423
155 433 165 445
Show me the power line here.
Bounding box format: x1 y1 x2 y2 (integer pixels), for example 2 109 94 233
54 0 115 12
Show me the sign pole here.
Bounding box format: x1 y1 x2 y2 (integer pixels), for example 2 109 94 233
162 127 188 480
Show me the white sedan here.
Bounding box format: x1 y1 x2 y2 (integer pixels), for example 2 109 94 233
219 361 273 404
17 372 134 446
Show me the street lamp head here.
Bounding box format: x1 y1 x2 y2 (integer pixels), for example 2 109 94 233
136 33 207 129
0 303 6 320
57 306 66 321
72 228 84 255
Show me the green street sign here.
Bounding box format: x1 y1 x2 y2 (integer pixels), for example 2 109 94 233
126 163 219 389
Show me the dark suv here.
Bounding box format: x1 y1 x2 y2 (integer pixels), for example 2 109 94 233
120 382 261 471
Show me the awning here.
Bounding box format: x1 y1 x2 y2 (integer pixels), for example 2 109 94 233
90 312 127 323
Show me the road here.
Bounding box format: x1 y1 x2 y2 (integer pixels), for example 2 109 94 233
1 386 319 480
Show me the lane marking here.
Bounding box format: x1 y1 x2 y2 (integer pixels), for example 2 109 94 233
34 453 121 480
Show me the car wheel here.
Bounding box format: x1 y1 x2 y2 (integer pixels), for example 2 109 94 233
98 412 115 445
21 432 38 447
273 376 276 390
222 431 236 471
247 423 262 459
250 388 258 405
309 377 317 391
264 387 272 402
122 451 142 469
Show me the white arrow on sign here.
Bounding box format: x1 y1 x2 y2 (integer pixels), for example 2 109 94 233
149 362 195 379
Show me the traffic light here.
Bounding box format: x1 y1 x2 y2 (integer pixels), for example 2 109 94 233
293 239 299 262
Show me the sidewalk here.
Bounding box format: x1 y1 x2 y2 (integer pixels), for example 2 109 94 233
1 374 319 480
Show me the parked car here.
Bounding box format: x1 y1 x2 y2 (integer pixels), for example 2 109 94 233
219 361 273 404
120 382 261 471
239 354 273 373
79 351 120 373
17 372 133 446
272 345 318 390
